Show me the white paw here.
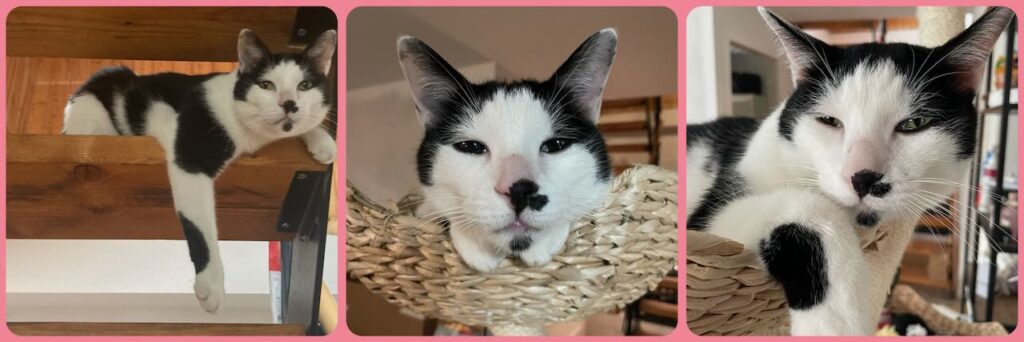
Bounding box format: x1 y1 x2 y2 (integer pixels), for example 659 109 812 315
519 250 554 267
463 253 503 272
194 267 225 313
306 138 337 164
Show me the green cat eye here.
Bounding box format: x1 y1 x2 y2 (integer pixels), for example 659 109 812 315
257 80 274 90
298 80 313 91
895 117 933 133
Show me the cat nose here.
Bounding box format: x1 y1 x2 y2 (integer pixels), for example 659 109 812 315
851 170 890 198
281 100 298 114
501 179 548 215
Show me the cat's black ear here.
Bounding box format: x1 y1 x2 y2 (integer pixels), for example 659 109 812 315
934 6 1015 91
758 7 836 85
397 36 474 126
548 28 617 123
238 29 272 74
303 30 337 75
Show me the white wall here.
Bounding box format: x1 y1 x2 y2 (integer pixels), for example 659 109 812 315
685 7 717 124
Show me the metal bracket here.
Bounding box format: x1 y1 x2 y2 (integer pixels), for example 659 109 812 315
277 165 332 335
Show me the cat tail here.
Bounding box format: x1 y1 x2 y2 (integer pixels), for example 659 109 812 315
705 189 878 335
167 164 226 313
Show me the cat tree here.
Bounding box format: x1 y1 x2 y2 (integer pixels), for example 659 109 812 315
346 165 678 336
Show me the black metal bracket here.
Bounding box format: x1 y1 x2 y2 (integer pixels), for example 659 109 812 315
277 165 333 335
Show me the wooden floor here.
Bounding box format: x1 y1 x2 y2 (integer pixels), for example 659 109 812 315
6 57 236 135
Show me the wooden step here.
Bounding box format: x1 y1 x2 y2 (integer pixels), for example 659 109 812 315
608 144 650 153
598 121 647 133
638 299 677 319
8 322 306 336
6 134 324 241
658 276 678 290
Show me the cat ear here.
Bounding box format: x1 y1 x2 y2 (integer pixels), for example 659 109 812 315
238 29 272 74
934 6 1014 91
303 30 337 75
397 36 474 127
758 7 835 85
548 28 617 123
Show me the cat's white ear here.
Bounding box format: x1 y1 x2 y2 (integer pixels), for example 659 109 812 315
758 7 835 85
935 6 1014 91
548 28 617 123
303 30 337 75
397 36 474 127
238 29 271 74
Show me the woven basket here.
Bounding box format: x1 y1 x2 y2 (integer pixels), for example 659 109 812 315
686 218 894 336
346 165 678 333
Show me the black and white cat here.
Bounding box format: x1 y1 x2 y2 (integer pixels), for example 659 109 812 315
397 29 616 272
62 29 338 312
687 7 1013 335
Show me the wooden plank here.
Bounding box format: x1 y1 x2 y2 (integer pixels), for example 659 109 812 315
608 144 650 153
8 322 306 336
6 135 324 241
638 299 677 319
598 121 647 133
6 7 301 61
658 276 678 290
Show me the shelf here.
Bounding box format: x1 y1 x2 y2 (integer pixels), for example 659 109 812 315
6 134 324 241
983 103 1018 114
7 322 306 336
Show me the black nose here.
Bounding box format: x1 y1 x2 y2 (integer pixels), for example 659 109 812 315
282 100 298 114
851 170 890 198
508 179 548 214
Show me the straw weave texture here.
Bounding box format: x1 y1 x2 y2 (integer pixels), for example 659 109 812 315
346 165 678 328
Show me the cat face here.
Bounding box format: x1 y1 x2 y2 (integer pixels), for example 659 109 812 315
760 7 1013 224
398 30 616 243
234 29 336 139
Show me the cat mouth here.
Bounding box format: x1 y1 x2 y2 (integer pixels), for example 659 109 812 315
498 218 536 234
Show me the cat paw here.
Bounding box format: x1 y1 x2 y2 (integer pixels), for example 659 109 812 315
519 248 555 267
194 269 225 313
306 138 337 164
463 254 503 272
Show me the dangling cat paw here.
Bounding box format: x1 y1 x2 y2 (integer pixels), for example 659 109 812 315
305 137 336 164
194 267 225 313
463 253 503 272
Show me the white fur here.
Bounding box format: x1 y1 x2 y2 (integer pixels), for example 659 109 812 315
421 88 609 271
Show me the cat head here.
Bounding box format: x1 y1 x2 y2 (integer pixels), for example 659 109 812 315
760 7 1014 225
398 29 616 242
233 29 336 138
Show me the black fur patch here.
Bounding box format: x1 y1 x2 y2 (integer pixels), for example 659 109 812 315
759 223 830 310
178 212 210 273
509 235 532 252
856 211 880 227
685 117 761 230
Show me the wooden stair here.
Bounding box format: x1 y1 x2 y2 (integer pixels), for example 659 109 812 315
599 96 675 174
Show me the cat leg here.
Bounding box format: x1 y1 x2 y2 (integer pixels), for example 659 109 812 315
300 126 336 164
518 224 570 267
167 165 226 313
451 225 503 272
708 189 876 335
62 94 120 135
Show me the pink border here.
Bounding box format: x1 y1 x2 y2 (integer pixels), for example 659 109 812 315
0 0 1020 341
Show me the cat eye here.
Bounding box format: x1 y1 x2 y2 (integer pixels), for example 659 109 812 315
540 138 574 154
815 116 843 128
257 80 275 90
895 117 933 133
452 140 488 155
297 80 313 91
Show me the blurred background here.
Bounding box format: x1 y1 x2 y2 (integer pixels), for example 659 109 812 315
687 6 1018 335
346 7 678 336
